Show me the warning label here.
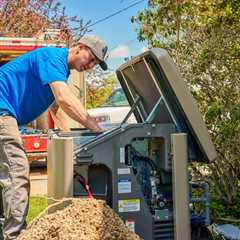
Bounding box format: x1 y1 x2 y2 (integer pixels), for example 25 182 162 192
117 168 130 175
120 147 125 163
118 199 140 212
118 179 131 194
126 219 135 232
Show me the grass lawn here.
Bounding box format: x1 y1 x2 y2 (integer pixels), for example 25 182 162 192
27 197 48 223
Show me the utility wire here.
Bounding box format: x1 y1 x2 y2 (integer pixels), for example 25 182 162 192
86 0 146 71
87 0 145 28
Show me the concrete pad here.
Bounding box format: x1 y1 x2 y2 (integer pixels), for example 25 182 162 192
30 169 47 196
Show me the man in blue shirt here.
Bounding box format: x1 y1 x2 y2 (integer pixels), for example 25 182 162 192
0 35 108 239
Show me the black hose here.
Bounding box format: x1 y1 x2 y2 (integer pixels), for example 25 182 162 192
126 144 158 171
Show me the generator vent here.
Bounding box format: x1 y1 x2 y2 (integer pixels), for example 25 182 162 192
153 219 174 240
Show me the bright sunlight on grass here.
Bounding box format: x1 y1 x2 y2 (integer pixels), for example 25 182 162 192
27 197 48 223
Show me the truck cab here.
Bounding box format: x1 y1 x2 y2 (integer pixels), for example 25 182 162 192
88 87 136 127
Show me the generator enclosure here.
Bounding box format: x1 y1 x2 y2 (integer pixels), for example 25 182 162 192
48 49 217 240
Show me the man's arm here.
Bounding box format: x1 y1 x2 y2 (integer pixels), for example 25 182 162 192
49 81 102 132
49 102 70 131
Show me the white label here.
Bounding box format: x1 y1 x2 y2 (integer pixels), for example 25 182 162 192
118 180 131 193
117 168 130 175
118 199 140 212
120 147 125 163
126 220 135 233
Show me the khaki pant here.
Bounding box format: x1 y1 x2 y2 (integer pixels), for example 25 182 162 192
0 116 30 239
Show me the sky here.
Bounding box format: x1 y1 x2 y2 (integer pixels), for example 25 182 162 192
59 0 148 71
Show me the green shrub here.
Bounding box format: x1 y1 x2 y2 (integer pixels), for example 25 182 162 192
210 189 240 220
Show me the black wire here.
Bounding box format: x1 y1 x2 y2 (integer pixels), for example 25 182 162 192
88 0 146 28
128 144 158 170
84 1 147 70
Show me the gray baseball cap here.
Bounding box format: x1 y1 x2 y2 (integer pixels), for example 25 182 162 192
78 35 108 70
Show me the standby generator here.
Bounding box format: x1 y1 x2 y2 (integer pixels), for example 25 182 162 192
48 49 217 240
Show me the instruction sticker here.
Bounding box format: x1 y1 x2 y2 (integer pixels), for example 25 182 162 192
118 199 140 212
117 168 130 175
120 147 125 163
118 180 131 194
125 220 135 233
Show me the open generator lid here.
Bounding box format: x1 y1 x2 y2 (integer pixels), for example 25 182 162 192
116 48 217 162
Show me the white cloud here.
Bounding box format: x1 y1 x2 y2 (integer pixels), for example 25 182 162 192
109 45 130 59
141 46 149 52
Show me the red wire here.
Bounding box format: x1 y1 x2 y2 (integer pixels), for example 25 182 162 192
78 175 94 199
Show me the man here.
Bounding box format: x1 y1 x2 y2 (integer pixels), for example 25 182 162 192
0 35 108 239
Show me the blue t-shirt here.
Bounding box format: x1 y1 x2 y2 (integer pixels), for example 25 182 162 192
0 47 70 125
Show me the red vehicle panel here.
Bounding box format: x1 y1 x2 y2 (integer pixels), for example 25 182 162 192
22 134 48 153
21 135 48 162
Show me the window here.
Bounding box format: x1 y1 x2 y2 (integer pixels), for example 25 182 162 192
101 88 129 107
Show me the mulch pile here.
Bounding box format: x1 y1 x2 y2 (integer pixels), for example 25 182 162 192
17 198 140 240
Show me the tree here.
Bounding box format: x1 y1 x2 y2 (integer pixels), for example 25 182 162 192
86 72 118 109
0 0 91 43
133 0 240 205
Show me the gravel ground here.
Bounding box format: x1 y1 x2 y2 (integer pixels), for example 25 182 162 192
18 198 140 240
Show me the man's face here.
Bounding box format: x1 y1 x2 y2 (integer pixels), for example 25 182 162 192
73 46 99 72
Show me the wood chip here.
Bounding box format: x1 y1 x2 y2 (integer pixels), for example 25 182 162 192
18 198 140 240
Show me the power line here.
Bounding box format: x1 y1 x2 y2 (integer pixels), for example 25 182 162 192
88 0 145 28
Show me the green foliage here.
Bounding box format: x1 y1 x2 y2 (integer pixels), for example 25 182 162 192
210 188 240 221
133 0 240 207
86 74 118 109
205 103 224 120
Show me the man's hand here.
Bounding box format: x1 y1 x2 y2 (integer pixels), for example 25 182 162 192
49 81 102 132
